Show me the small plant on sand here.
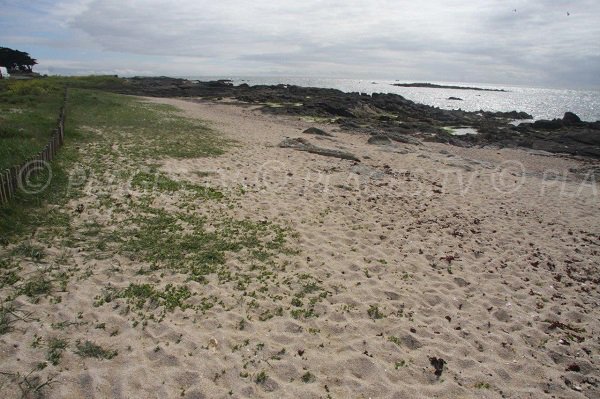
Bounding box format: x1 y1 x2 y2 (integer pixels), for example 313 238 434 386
475 382 491 389
74 340 117 359
367 304 384 320
19 275 52 299
12 242 45 261
46 337 68 366
301 371 316 383
255 370 268 384
394 360 407 369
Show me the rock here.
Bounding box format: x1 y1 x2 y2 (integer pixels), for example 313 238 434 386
303 127 333 137
493 309 511 322
453 277 470 287
400 334 423 350
429 357 446 378
562 112 581 125
279 137 360 161
448 97 463 101
351 165 385 179
385 132 422 146
533 119 563 130
367 135 392 145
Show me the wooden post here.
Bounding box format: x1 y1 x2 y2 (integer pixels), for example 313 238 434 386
8 167 14 196
0 172 6 205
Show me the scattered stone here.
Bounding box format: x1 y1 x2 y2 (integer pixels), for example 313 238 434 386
453 277 470 287
279 137 360 161
493 309 511 322
400 334 423 350
303 127 333 137
429 357 446 378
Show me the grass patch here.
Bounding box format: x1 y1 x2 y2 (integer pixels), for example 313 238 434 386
301 371 316 383
0 79 65 171
46 337 68 366
367 304 384 320
11 241 45 261
131 170 223 199
19 275 52 299
255 370 268 384
74 340 117 359
119 283 192 312
0 80 228 243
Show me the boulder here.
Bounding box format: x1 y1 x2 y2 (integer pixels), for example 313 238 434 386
533 119 563 130
448 97 463 101
562 112 581 125
367 135 392 145
385 132 422 145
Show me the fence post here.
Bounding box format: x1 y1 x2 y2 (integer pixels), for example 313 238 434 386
0 171 6 205
10 166 17 196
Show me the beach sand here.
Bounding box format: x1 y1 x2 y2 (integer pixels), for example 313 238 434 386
1 97 599 398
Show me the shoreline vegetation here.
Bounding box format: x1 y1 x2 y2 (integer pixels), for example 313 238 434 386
391 82 508 92
1 76 599 398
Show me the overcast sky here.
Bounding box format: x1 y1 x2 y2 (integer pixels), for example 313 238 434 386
1 0 599 88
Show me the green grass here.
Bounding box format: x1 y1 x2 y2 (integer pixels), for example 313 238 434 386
0 81 228 243
118 283 192 312
0 79 65 171
255 370 268 384
46 337 68 366
367 304 385 320
74 340 117 360
19 275 52 299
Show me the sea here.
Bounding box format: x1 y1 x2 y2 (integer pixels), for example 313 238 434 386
188 76 600 122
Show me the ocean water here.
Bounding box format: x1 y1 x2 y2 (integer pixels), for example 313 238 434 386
190 76 600 122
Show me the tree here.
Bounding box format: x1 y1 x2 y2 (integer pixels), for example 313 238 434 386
0 47 38 77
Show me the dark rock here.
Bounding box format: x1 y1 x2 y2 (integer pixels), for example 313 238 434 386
448 97 463 101
367 135 392 145
487 110 533 119
303 127 333 137
429 357 446 378
279 137 360 161
533 119 563 130
563 112 581 125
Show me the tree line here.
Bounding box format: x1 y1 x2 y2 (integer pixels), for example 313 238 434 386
0 47 38 78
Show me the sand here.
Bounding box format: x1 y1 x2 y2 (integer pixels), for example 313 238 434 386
1 96 599 398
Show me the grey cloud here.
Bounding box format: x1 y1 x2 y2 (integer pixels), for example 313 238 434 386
3 0 599 87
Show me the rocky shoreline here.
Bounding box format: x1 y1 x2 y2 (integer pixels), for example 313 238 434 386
115 77 600 158
391 82 507 92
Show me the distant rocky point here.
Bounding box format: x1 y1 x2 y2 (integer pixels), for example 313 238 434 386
392 82 507 92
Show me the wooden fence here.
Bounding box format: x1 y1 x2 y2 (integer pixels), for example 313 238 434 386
0 89 68 206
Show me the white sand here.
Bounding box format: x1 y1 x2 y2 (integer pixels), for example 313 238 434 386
1 97 599 398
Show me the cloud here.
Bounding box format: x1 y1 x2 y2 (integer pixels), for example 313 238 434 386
1 0 599 87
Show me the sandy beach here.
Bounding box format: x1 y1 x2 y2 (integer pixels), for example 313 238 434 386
1 96 599 398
